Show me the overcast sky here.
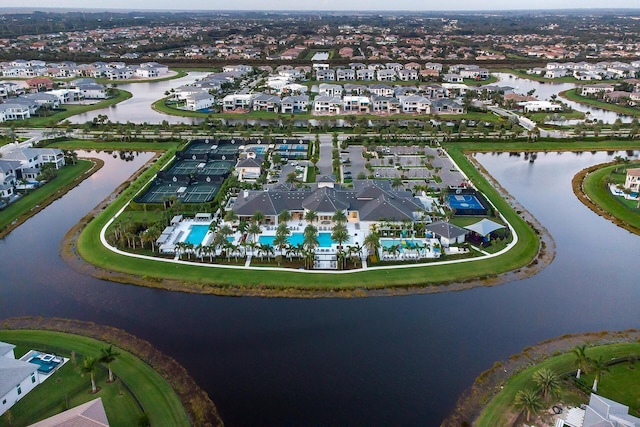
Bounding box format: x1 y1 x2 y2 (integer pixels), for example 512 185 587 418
5 0 640 11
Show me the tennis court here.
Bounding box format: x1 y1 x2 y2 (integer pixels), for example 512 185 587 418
136 183 184 203
166 160 234 176
180 183 221 203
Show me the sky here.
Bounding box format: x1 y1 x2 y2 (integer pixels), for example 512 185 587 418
3 0 640 12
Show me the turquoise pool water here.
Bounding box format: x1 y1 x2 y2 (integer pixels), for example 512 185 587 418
381 239 426 250
28 356 60 374
258 232 345 248
185 224 209 245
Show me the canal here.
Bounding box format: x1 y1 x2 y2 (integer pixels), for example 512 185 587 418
0 149 638 425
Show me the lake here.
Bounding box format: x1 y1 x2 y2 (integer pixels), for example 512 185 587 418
0 149 638 425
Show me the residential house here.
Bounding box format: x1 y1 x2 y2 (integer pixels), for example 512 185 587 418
443 73 463 83
2 147 65 170
316 69 336 81
135 67 159 78
342 95 371 113
222 93 254 111
399 95 431 114
318 83 343 97
556 393 640 427
376 69 396 81
371 95 400 114
356 69 376 81
0 103 31 121
459 67 490 80
343 84 368 95
252 94 281 112
624 168 640 192
397 69 418 81
431 99 464 114
0 160 19 198
313 96 342 114
424 62 443 72
27 398 110 427
518 100 563 113
184 92 215 111
369 84 394 97
223 64 253 74
0 341 40 417
281 95 309 114
580 84 615 96
336 69 356 81
21 93 60 109
25 77 53 92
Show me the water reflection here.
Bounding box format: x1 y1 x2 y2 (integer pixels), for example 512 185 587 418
494 72 631 123
0 150 639 425
69 72 209 125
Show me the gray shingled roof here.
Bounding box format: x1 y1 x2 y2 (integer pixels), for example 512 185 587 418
0 341 15 356
301 187 349 212
425 221 468 239
0 356 37 397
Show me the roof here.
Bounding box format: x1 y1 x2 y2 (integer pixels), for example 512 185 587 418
464 219 505 236
0 341 15 356
425 221 468 239
302 187 349 213
28 398 110 427
627 168 640 177
0 356 37 397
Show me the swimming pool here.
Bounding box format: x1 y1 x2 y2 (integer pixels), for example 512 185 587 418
258 232 346 248
184 224 209 245
28 356 61 374
381 238 426 250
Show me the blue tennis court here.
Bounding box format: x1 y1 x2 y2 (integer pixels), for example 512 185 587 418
446 194 484 210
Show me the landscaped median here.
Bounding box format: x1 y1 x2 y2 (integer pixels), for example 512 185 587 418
0 317 222 427
68 140 547 295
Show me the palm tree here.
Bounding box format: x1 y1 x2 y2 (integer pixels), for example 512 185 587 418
278 209 292 225
304 209 318 225
363 231 381 261
332 209 347 225
224 209 238 224
532 368 560 400
303 224 319 250
572 344 589 379
81 357 98 393
514 388 543 422
331 223 350 252
590 356 610 392
251 210 266 225
100 345 120 383
248 222 262 249
391 176 403 190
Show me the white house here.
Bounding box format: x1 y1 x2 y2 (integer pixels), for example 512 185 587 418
397 69 418 81
376 69 396 81
184 92 215 111
314 96 342 114
281 95 309 114
2 147 65 170
624 168 640 192
236 154 263 182
519 100 563 113
318 83 343 97
425 222 467 247
336 69 356 81
222 93 254 111
399 95 431 114
0 342 40 417
356 69 376 81
0 104 31 121
556 394 640 427
342 95 371 113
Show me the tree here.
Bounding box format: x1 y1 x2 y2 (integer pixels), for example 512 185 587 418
391 176 403 190
363 231 381 261
81 357 98 393
572 344 589 379
100 345 120 383
332 209 347 225
248 222 262 250
224 209 238 223
514 388 543 422
251 210 265 225
590 356 610 392
532 368 560 400
304 209 318 225
278 209 292 225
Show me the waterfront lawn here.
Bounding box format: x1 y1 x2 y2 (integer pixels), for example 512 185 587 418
76 139 540 290
582 163 640 231
476 342 640 427
0 160 94 237
49 140 181 152
5 90 133 128
580 360 640 414
561 89 640 117
0 330 189 427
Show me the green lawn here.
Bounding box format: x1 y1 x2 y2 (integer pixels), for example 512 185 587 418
0 330 189 427
0 160 94 237
74 139 540 291
476 342 640 426
0 90 132 128
561 89 640 117
582 163 640 231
